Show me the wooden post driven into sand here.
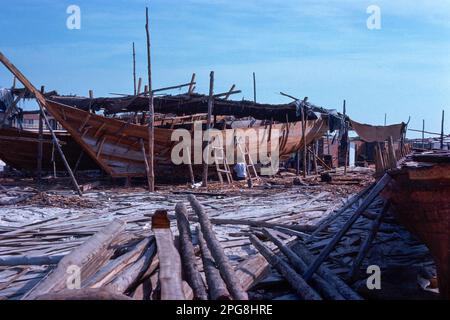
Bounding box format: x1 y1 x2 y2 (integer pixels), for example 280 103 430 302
301 97 308 178
37 86 44 187
145 7 155 192
0 51 82 196
202 71 214 187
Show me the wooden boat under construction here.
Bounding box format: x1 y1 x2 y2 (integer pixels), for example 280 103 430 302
0 127 99 173
384 150 450 299
44 99 328 178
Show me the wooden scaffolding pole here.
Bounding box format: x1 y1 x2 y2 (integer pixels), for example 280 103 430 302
301 97 308 178
0 51 82 196
202 71 214 187
343 100 348 175
132 42 137 96
37 86 44 188
145 7 155 192
441 110 445 150
422 119 425 149
252 72 256 103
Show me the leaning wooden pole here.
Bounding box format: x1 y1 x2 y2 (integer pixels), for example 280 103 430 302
188 195 248 300
202 71 214 187
252 72 256 103
0 51 82 196
145 7 155 192
175 203 208 300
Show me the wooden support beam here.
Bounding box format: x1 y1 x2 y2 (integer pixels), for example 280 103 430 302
132 42 137 96
152 210 185 300
343 100 348 175
252 72 256 103
301 97 308 178
202 71 214 188
249 235 322 300
140 138 152 192
37 86 44 187
302 174 392 281
175 203 208 300
145 7 155 192
441 109 445 150
0 51 82 196
188 195 248 300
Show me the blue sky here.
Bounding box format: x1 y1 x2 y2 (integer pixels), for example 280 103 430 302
0 0 449 138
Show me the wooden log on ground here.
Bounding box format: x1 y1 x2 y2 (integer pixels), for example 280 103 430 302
188 195 248 300
262 228 344 300
175 202 208 300
249 235 322 300
106 241 157 294
152 210 185 300
34 288 133 300
85 237 153 289
0 254 64 266
290 241 363 300
348 201 390 281
188 216 315 233
302 174 392 281
197 226 231 300
23 219 126 300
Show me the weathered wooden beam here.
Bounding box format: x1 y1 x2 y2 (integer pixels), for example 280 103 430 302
23 219 125 299
197 226 231 300
249 235 322 300
348 201 390 281
0 255 63 266
106 241 157 294
152 210 185 300
175 202 208 300
262 228 344 300
290 241 363 300
188 194 248 300
84 237 153 288
302 174 392 281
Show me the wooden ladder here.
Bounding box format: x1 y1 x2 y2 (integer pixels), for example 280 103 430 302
235 137 259 186
212 145 233 184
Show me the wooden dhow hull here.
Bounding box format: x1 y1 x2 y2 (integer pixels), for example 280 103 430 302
0 127 99 172
385 154 450 299
44 100 328 178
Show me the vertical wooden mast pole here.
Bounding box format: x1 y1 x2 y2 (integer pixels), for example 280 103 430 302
145 7 155 192
422 119 425 149
37 86 44 188
441 110 445 150
202 71 214 187
252 72 256 104
343 100 348 175
132 42 137 96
